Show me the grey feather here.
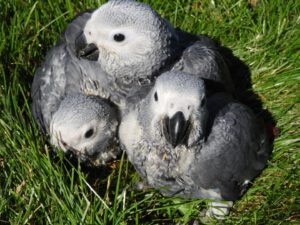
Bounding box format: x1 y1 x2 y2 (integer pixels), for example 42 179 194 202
119 71 271 216
58 9 96 48
31 10 122 132
31 11 122 164
172 33 234 94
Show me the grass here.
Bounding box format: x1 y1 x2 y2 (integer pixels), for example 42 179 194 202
0 0 299 224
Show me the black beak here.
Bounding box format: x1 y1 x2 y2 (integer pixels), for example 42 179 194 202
75 31 99 61
163 111 190 148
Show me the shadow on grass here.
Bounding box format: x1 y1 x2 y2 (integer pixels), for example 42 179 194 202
219 42 278 143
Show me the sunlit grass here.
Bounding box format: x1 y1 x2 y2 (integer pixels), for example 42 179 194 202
0 0 299 224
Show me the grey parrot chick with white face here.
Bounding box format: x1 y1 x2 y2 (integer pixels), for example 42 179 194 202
50 93 119 166
119 71 271 219
76 0 178 93
76 0 233 96
31 10 124 165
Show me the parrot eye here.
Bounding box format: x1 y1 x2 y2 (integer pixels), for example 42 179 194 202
61 140 68 147
200 98 206 107
84 128 94 138
154 92 158 102
113 33 125 42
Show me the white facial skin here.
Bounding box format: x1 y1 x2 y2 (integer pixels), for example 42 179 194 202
143 72 208 147
151 86 201 120
51 118 109 155
84 23 154 63
83 1 176 78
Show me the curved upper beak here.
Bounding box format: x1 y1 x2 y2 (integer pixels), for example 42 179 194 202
162 111 190 148
75 31 99 61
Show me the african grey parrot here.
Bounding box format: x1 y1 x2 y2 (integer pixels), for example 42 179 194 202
119 71 271 219
76 0 234 97
31 10 121 165
50 93 119 166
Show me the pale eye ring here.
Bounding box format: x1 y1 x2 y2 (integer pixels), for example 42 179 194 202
113 33 125 42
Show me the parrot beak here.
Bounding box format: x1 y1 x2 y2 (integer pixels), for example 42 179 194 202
75 31 99 61
163 111 190 148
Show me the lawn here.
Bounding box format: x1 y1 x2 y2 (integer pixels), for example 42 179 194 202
0 0 299 224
